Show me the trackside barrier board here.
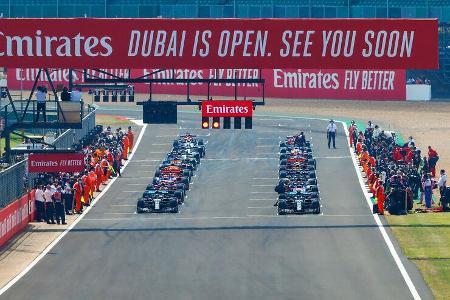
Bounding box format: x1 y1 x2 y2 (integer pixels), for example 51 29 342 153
28 153 85 173
9 68 407 100
0 18 438 69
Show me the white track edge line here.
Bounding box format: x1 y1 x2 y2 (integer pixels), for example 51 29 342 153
0 124 148 296
341 121 421 300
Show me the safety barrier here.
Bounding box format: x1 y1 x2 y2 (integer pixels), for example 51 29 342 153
0 190 35 248
406 84 431 101
0 107 96 208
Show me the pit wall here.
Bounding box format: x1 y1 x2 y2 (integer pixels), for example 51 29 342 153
406 84 432 101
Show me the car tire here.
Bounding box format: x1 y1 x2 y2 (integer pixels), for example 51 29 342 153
137 198 145 213
182 169 191 178
181 177 190 189
308 185 318 193
308 178 317 185
175 190 184 202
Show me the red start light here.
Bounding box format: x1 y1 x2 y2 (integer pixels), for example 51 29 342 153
202 121 209 129
212 121 220 129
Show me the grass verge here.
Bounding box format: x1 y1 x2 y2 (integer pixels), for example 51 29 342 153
0 136 23 153
385 214 450 299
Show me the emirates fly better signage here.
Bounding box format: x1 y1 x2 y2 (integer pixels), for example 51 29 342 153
202 101 253 117
0 18 438 69
28 153 85 173
9 68 406 100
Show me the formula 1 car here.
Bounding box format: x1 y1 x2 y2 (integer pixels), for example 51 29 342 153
279 135 311 148
144 183 185 203
155 164 193 182
137 190 179 213
159 157 197 174
172 133 205 158
277 190 320 215
275 178 318 194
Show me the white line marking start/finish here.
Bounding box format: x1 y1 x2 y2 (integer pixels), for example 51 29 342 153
0 124 148 296
341 121 421 300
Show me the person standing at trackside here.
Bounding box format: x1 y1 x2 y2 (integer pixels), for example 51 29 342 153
127 126 134 153
35 86 48 122
437 169 447 199
295 131 306 147
43 185 55 224
53 187 66 225
423 175 433 209
60 86 71 102
348 121 357 148
73 179 83 214
428 146 439 177
70 88 82 102
63 182 73 215
34 185 45 222
376 179 385 215
113 150 122 177
326 119 337 149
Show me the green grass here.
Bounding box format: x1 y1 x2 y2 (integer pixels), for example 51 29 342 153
386 214 450 299
96 114 133 126
0 136 23 154
342 119 405 145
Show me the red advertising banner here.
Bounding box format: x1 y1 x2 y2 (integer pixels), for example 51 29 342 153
0 18 438 69
0 190 35 248
202 100 253 117
7 68 406 100
28 153 85 173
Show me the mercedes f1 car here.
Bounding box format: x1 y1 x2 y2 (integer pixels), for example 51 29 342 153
277 190 320 215
137 190 179 213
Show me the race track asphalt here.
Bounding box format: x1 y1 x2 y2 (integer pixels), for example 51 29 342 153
0 108 433 300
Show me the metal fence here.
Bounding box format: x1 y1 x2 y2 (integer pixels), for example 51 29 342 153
0 108 96 208
0 1 449 21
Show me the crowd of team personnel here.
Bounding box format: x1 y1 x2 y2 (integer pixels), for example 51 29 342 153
33 126 135 224
348 121 447 214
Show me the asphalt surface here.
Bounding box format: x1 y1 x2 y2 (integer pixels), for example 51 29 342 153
1 108 433 300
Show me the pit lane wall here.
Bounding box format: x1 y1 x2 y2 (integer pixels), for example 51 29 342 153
406 84 432 101
0 190 35 248
8 68 406 101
